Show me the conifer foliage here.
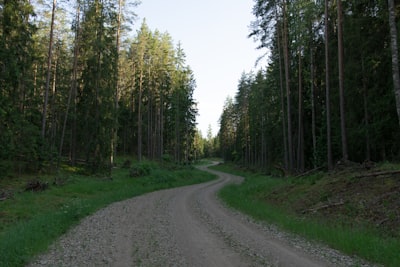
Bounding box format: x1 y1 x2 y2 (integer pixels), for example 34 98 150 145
219 0 400 173
0 1 197 176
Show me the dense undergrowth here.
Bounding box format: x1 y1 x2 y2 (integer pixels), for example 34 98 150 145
0 158 215 267
212 162 400 267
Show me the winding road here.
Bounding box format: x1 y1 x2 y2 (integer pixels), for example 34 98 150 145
29 165 369 267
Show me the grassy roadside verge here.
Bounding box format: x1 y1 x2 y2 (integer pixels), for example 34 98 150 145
211 163 400 267
0 161 216 267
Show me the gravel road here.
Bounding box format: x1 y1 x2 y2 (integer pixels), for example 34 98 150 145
28 165 376 267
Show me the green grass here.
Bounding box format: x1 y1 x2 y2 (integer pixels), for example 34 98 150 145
0 161 216 267
212 163 400 267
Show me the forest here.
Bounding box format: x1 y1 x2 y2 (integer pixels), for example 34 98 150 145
0 0 200 176
2 0 400 178
219 0 400 173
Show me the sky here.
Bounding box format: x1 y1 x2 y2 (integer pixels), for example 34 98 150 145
133 0 264 136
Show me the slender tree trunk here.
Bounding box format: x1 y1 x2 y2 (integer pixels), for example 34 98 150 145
337 0 348 161
41 0 57 139
93 0 103 168
282 0 294 171
310 48 317 168
362 57 371 161
138 69 143 161
388 0 400 125
111 0 123 166
160 90 164 159
130 65 136 155
149 85 154 159
325 0 333 170
297 51 304 172
275 6 289 170
175 97 180 162
60 0 80 166
59 79 73 167
147 69 152 159
49 51 58 167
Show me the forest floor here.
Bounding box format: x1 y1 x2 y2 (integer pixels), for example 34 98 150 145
267 162 400 238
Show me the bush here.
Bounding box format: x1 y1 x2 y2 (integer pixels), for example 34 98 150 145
122 159 131 169
129 161 156 178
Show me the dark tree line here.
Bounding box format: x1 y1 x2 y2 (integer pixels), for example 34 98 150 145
219 0 400 173
0 0 198 176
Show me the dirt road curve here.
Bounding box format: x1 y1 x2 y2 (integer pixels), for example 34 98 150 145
29 165 369 267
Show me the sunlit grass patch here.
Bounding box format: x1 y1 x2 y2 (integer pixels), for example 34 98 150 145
213 163 400 267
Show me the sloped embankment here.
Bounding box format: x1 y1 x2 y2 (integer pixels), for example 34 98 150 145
269 163 400 238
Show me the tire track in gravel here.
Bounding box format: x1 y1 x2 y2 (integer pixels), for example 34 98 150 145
29 164 374 267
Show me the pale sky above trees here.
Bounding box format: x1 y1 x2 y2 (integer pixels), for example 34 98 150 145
134 0 264 136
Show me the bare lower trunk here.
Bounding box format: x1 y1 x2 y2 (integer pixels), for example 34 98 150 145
362 57 371 161
388 0 400 125
297 52 304 173
310 48 317 168
337 0 348 161
138 70 143 161
325 0 333 170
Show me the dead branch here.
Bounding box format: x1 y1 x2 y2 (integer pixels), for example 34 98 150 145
25 180 49 192
0 191 13 201
295 166 323 178
302 200 345 214
376 218 389 227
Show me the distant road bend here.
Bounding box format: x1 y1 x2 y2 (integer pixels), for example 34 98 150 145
29 164 372 267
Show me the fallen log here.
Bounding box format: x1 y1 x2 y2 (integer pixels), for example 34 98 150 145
0 191 13 201
295 166 323 178
25 180 49 192
353 170 400 179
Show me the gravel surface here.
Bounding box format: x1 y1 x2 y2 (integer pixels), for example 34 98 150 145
28 165 378 267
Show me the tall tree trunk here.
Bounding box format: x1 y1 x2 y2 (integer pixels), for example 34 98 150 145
49 50 58 167
337 0 348 161
310 48 317 168
325 0 333 170
93 0 103 168
41 0 57 140
388 0 400 125
59 77 73 167
297 51 304 172
130 65 136 155
160 90 164 160
282 0 294 171
275 6 289 170
175 97 180 162
60 0 80 166
138 69 143 161
362 57 371 161
111 0 123 166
